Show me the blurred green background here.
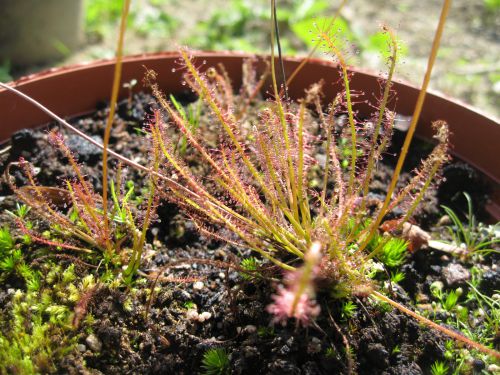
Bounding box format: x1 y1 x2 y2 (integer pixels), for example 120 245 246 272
1 0 499 117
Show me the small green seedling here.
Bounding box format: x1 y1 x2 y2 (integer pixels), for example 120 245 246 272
201 348 230 375
169 94 202 156
430 282 462 312
389 271 405 284
183 301 196 310
240 257 260 280
441 192 500 255
430 360 449 375
341 301 357 320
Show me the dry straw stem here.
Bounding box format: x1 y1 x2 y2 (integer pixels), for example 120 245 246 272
101 0 131 254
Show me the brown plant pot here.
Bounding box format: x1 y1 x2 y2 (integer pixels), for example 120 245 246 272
1 52 499 219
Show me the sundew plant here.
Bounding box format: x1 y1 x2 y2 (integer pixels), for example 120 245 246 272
139 0 497 358
0 0 498 361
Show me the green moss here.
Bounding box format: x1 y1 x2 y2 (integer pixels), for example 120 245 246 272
0 263 88 374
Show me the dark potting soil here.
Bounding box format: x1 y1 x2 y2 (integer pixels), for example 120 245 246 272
0 91 497 375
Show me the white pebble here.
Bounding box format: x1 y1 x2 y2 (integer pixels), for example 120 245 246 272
186 309 199 321
243 325 257 334
193 281 204 290
85 334 102 352
198 312 212 322
487 364 499 372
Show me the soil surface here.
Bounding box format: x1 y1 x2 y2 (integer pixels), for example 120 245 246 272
0 88 498 374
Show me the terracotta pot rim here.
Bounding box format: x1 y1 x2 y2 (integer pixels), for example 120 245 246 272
8 50 499 124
